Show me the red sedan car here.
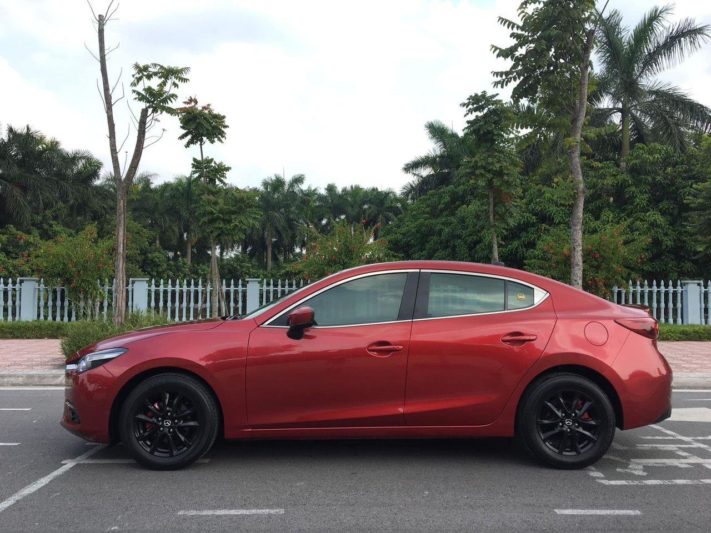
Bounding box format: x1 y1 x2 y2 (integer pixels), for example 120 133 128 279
62 261 672 470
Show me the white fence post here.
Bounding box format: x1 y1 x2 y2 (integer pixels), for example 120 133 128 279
682 280 702 325
18 277 39 321
246 278 261 313
130 278 149 314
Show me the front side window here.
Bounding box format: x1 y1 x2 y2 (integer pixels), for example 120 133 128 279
426 273 506 318
274 273 408 327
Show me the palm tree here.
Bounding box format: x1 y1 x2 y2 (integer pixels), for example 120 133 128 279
0 125 82 228
402 121 465 201
596 6 711 166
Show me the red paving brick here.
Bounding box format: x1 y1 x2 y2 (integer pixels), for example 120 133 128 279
0 339 709 374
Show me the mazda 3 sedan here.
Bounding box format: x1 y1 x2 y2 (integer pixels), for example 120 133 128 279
62 261 672 470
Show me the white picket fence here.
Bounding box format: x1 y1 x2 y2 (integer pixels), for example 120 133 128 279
610 280 710 325
0 277 307 322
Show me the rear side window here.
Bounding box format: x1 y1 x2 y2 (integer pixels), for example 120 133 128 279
507 281 535 310
426 273 505 318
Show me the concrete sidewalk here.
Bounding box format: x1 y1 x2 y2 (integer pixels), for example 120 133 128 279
0 339 709 388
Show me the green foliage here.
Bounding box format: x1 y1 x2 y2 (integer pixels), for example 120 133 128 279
177 97 229 149
0 226 40 278
31 225 113 300
596 6 711 156
131 63 190 116
0 321 69 339
61 313 170 358
525 224 646 296
197 185 260 245
295 222 394 280
659 324 711 342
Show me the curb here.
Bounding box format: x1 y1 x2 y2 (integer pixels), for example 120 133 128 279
672 373 711 389
0 371 64 387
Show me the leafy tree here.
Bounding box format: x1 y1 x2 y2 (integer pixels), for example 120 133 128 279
295 222 393 280
89 2 189 325
596 6 711 165
492 0 600 289
460 92 521 262
402 121 466 201
31 225 113 305
0 126 103 231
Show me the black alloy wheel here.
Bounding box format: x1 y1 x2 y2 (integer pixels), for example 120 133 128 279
518 373 615 469
119 373 219 470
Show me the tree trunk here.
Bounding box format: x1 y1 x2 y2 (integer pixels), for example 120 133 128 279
488 187 499 263
568 28 595 290
620 105 630 169
185 235 192 265
266 226 273 272
113 183 127 324
97 13 148 325
209 238 220 317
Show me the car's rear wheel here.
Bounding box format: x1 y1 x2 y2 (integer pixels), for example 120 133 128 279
518 373 615 469
119 373 219 470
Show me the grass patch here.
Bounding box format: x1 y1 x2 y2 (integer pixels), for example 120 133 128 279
61 314 170 359
659 324 711 342
0 321 69 339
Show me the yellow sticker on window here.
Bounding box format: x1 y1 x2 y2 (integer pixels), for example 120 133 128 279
516 293 527 301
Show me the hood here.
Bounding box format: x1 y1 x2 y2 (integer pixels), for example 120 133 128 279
68 319 225 363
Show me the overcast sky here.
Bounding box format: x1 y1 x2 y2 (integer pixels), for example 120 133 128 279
1 0 710 193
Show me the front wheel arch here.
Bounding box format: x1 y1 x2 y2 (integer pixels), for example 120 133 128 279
109 367 224 444
515 365 624 433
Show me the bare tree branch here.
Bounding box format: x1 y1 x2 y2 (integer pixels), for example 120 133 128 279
95 79 107 112
84 41 100 62
110 67 123 96
143 128 166 149
117 123 131 153
86 0 98 21
113 83 126 106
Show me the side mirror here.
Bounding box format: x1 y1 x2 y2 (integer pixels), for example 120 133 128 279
287 306 315 339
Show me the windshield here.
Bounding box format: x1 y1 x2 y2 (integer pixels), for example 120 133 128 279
239 282 313 320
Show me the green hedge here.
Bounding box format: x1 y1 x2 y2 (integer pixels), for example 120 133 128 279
61 314 169 358
658 324 711 342
0 321 69 339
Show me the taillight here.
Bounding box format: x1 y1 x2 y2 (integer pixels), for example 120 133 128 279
615 317 659 339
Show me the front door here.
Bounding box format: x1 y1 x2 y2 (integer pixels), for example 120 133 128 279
247 272 417 428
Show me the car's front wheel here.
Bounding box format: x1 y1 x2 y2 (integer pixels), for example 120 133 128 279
518 373 615 469
119 373 219 470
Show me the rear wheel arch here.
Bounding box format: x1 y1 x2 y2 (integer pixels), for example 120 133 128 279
515 365 624 431
109 366 224 443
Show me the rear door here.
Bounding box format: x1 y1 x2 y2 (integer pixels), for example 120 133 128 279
404 271 556 426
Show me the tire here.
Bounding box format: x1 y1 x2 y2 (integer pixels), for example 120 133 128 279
517 373 615 469
119 373 219 470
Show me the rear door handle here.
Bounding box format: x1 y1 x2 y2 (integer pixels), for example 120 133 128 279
366 343 403 356
501 333 538 345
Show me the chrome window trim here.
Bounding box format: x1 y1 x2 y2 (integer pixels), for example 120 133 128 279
262 268 549 329
263 269 418 328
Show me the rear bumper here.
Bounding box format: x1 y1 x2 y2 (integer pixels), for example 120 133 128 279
612 335 673 430
60 366 114 443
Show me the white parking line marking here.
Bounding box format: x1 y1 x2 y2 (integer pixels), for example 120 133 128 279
652 424 711 452
178 509 285 516
673 389 711 393
0 408 32 411
0 445 103 514
667 408 711 423
598 479 711 486
685 399 711 401
0 387 63 391
0 443 20 446
555 509 640 516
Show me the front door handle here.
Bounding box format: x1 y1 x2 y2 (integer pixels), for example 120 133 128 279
366 342 403 356
501 333 538 345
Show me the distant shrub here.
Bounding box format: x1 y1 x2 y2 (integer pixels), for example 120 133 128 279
61 313 170 358
659 324 711 342
0 321 69 339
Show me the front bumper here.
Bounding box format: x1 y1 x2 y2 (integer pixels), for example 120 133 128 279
61 365 115 443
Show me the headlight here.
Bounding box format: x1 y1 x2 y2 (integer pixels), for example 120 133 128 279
75 348 128 373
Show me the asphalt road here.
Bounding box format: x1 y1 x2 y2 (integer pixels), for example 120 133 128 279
1 388 710 532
